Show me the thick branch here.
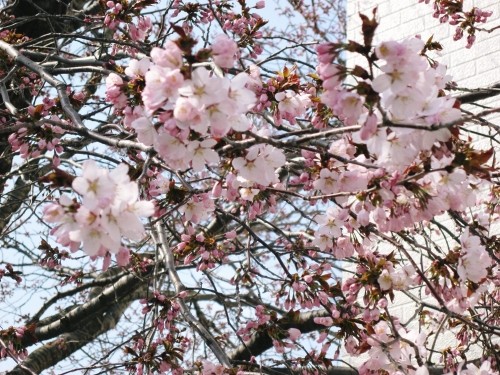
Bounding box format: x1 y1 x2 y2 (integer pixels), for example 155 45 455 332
230 308 446 375
456 82 500 104
230 310 329 362
20 270 148 348
0 175 30 235
7 290 135 375
3 0 101 41
0 40 85 128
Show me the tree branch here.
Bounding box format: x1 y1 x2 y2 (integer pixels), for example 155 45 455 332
7 287 140 375
154 221 232 367
230 310 329 362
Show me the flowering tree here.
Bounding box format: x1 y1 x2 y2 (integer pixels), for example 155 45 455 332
0 0 499 374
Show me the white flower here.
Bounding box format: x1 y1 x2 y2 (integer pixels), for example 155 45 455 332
72 160 114 210
179 68 228 107
187 139 220 172
378 269 393 291
131 116 155 146
232 144 285 186
458 230 492 283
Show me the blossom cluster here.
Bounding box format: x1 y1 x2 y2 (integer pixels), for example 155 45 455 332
0 326 28 361
106 40 260 173
319 37 461 171
43 161 154 264
103 0 152 43
420 0 494 47
306 37 488 244
457 229 492 284
357 321 427 374
7 96 77 163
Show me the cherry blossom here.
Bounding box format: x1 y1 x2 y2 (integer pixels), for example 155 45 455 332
457 230 492 284
72 160 115 210
44 161 154 261
187 139 220 172
211 34 238 68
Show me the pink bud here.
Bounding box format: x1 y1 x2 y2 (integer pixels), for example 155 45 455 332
314 316 333 327
288 328 301 341
303 274 313 283
212 182 222 198
102 253 111 271
255 1 265 9
453 27 464 41
225 230 237 240
466 34 476 48
378 298 388 308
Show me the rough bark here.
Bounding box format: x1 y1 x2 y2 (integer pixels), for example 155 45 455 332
7 269 148 374
6 0 84 38
230 310 329 362
7 293 131 375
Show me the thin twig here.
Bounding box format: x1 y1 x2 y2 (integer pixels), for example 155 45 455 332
154 221 232 367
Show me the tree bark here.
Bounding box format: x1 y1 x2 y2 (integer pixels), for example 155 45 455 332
7 293 131 375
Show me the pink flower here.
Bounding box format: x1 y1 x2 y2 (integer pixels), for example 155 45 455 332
115 247 131 266
211 34 238 68
228 73 257 113
313 168 339 194
69 224 117 256
457 230 492 283
179 68 228 106
72 160 115 210
154 130 189 169
43 201 67 223
275 90 311 120
143 66 184 111
128 16 151 42
255 1 265 9
317 63 341 89
131 116 155 145
179 194 214 224
316 42 336 63
314 316 333 327
124 57 151 77
150 41 183 69
232 144 285 186
359 113 378 140
202 361 225 375
372 64 421 94
312 232 334 251
46 162 154 260
174 97 203 125
105 73 127 108
459 360 498 375
187 138 220 172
